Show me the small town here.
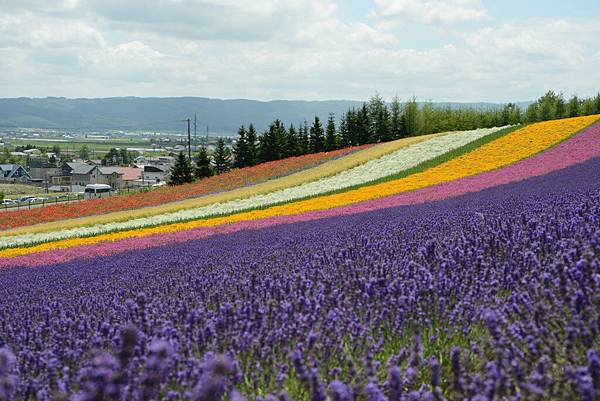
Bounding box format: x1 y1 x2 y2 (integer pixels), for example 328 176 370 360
0 128 230 208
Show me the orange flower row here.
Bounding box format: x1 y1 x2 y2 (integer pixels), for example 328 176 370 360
0 146 367 230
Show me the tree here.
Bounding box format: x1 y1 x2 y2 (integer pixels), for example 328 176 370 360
120 149 132 165
102 148 121 166
259 120 286 162
309 116 325 153
78 145 90 160
567 95 580 117
390 96 403 139
357 104 371 144
246 124 259 166
168 152 194 185
233 126 250 168
1 147 10 163
344 109 360 146
339 114 351 148
325 113 338 151
404 97 418 136
51 145 61 157
525 102 539 123
298 120 309 155
537 90 562 121
194 146 213 179
287 124 300 156
213 138 232 174
368 95 390 142
594 93 600 114
48 154 58 167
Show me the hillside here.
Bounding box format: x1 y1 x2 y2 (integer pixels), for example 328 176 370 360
0 115 598 399
0 97 530 133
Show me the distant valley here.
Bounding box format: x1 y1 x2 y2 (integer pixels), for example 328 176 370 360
0 97 531 135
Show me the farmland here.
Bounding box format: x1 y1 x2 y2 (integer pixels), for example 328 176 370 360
0 115 599 400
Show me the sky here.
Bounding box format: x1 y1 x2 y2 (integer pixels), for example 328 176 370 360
0 0 599 102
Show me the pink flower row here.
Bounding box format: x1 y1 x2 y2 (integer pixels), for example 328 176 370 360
2 122 599 269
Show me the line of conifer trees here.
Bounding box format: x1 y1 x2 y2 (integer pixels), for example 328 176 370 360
169 91 600 185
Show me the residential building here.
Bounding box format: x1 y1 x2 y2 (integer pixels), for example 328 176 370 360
53 162 124 190
28 159 60 181
0 164 31 182
143 165 169 184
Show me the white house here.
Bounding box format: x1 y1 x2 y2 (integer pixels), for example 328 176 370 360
143 165 169 184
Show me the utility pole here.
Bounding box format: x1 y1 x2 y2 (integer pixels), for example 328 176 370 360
194 112 197 148
183 118 192 162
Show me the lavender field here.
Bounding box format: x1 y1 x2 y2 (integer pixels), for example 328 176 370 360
0 157 598 400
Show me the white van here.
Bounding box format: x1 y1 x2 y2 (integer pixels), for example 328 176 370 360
84 184 113 199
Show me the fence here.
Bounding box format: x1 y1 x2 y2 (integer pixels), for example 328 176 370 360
1 193 85 212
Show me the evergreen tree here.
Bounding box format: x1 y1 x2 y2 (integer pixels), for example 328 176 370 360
581 98 596 116
594 93 600 114
194 146 213 179
368 95 390 142
390 96 403 139
537 90 562 121
233 126 250 168
555 98 566 119
357 104 371 144
168 152 194 185
325 113 338 151
309 116 325 153
525 102 539 123
567 95 580 117
51 145 61 157
399 114 408 137
259 120 286 162
287 124 300 156
213 138 232 174
339 114 351 148
345 109 359 146
298 120 309 155
246 124 259 166
404 97 418 136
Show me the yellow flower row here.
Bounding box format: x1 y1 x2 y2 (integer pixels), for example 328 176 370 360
2 115 596 258
0 132 446 238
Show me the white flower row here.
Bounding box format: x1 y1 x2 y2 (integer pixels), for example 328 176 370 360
1 126 508 249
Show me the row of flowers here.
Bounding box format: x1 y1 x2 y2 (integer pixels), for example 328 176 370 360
2 124 599 266
0 126 507 249
0 145 370 231
0 133 439 237
2 116 597 254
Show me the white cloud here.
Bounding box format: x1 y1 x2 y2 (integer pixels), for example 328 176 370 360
0 13 105 48
0 2 599 102
374 0 489 24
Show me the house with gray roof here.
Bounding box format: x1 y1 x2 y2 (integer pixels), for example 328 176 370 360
53 162 124 190
0 164 31 182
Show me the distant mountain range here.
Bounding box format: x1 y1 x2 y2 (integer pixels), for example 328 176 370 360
0 97 532 135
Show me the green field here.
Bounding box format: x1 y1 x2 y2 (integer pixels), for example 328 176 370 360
0 183 54 198
8 138 157 153
7 138 180 154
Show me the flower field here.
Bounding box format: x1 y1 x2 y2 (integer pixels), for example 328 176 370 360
0 145 368 231
0 115 599 400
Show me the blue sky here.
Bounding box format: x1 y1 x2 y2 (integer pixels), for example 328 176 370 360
0 0 599 102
